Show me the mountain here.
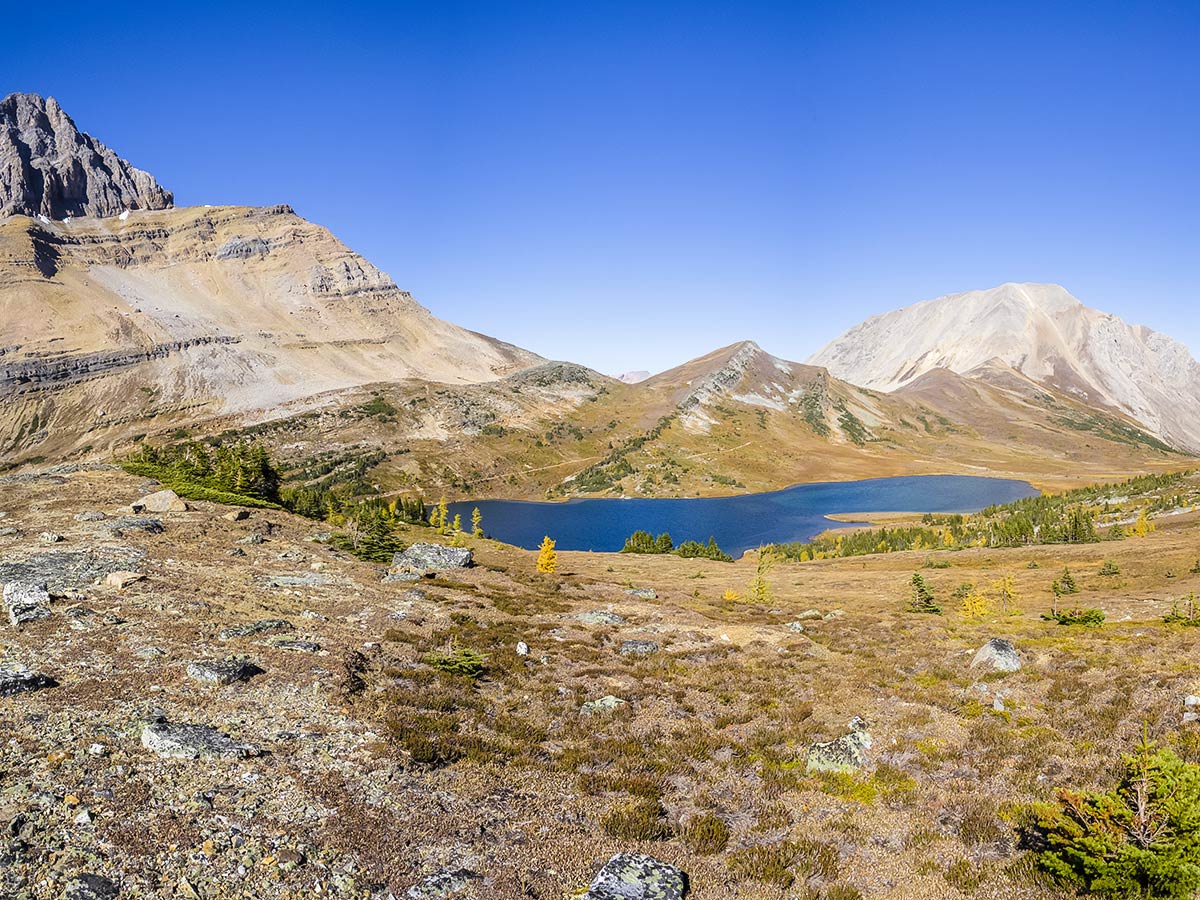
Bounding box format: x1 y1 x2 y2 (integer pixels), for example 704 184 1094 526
0 95 540 463
615 370 651 384
809 282 1200 453
0 93 173 219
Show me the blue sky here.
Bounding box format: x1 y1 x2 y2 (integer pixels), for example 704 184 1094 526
6 1 1198 374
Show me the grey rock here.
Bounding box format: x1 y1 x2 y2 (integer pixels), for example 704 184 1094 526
216 236 271 260
0 547 145 593
260 573 332 589
4 581 51 626
186 658 262 685
0 92 173 219
575 610 626 626
73 511 107 522
383 570 422 583
388 543 473 576
406 869 481 899
625 588 657 600
218 619 293 641
133 646 166 661
0 662 56 695
0 526 20 537
238 532 266 545
103 516 164 535
971 638 1021 673
516 641 530 656
265 638 322 653
795 609 823 620
807 716 872 774
582 695 627 716
223 509 251 521
63 873 119 900
785 621 805 633
584 853 687 900
39 531 63 543
131 489 187 513
823 609 845 620
620 640 659 656
140 719 260 759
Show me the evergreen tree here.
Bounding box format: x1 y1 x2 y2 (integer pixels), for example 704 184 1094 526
907 572 941 614
471 507 484 538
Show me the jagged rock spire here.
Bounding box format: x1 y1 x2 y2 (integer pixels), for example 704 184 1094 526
0 92 173 220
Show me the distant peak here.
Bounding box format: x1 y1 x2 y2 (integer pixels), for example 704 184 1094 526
0 92 173 220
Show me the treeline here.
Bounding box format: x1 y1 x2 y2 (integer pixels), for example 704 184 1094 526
121 439 429 562
620 530 733 562
772 470 1194 562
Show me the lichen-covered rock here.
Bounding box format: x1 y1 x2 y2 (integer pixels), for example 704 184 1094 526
584 853 686 900
406 868 481 899
103 517 164 535
140 719 260 759
4 581 51 626
625 588 657 600
0 662 56 695
575 611 626 626
131 489 187 513
620 640 659 656
186 658 262 685
389 543 473 576
582 695 627 716
218 619 293 640
266 638 322 653
971 638 1021 672
63 873 119 900
806 716 871 774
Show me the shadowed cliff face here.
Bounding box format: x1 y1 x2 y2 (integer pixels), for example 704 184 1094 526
0 92 173 219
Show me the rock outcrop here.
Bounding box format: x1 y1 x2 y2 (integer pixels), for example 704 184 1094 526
0 92 173 219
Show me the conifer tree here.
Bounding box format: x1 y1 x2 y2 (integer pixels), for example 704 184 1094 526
907 572 941 614
536 536 557 573
471 507 484 538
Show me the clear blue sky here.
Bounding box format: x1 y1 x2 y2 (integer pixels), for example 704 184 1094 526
6 1 1198 374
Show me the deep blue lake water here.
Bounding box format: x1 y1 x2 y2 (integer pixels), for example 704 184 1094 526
448 475 1037 558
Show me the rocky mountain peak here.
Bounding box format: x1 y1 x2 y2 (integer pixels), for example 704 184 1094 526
0 92 173 220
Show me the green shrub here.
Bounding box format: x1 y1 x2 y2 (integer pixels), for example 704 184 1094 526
1044 607 1106 627
1032 738 1200 899
1163 594 1200 626
422 645 489 679
1099 560 1121 576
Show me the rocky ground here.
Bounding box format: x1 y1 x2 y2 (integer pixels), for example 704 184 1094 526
1 466 1198 899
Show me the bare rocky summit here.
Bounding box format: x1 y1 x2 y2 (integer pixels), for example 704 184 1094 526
0 92 173 219
810 282 1200 453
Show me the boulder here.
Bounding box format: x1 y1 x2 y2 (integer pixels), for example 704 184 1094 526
103 517 164 535
0 662 56 695
4 581 52 626
132 489 187 513
104 571 145 589
806 716 872 774
186 659 262 685
389 543 473 576
73 511 107 522
223 509 251 521
584 853 687 900
971 638 1021 673
140 719 260 759
625 588 657 600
